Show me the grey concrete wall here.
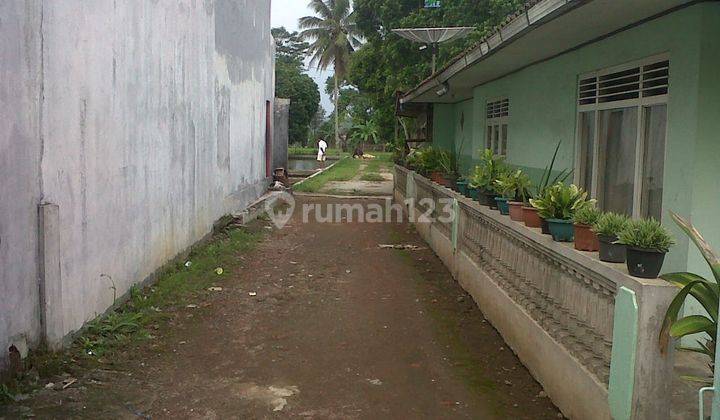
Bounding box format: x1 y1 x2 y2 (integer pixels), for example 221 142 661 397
273 98 290 171
1 0 274 368
0 0 44 370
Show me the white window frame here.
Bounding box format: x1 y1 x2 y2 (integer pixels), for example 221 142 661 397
574 53 670 219
486 97 509 156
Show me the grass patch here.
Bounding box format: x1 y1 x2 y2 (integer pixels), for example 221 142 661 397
293 158 362 193
360 173 385 182
364 153 393 173
288 146 345 157
2 222 265 400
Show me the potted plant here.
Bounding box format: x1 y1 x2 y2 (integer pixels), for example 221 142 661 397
493 171 514 216
469 149 506 208
405 148 430 175
617 218 675 278
531 183 593 242
529 188 553 234
455 176 469 197
523 141 573 229
436 150 458 188
495 169 532 221
573 205 601 251
592 212 630 263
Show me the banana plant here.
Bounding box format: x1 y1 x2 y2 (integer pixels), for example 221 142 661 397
660 211 720 382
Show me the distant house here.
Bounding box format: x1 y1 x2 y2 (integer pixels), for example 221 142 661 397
398 0 719 277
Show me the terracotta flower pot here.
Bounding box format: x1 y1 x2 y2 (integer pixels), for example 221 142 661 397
508 202 524 221
523 207 542 228
430 171 444 184
574 224 600 252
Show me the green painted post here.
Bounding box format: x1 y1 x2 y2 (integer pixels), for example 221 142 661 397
608 286 639 420
451 198 459 252
406 171 416 202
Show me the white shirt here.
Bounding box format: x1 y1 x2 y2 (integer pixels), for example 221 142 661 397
318 140 328 153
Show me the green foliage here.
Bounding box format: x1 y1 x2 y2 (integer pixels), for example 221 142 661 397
660 212 720 383
529 183 593 221
573 205 601 226
617 218 675 253
350 118 380 147
494 169 532 202
300 0 361 146
273 27 321 146
537 140 573 198
592 212 631 238
468 149 507 191
405 146 453 176
349 0 523 141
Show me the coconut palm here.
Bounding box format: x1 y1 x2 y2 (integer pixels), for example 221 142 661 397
299 0 359 149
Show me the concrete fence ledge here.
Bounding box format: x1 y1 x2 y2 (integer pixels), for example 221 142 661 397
393 165 676 420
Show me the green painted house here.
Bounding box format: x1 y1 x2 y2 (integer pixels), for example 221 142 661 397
399 0 720 280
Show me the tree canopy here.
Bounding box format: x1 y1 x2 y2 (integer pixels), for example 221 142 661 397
348 0 523 142
299 0 362 148
272 27 321 146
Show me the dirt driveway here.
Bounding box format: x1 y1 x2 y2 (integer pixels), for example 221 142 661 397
2 197 562 419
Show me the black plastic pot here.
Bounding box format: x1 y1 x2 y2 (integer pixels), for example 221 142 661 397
626 247 666 279
598 235 627 263
540 218 551 235
484 191 498 209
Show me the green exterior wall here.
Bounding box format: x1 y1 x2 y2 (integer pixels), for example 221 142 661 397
431 2 720 276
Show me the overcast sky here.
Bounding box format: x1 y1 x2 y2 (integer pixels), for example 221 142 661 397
271 0 334 114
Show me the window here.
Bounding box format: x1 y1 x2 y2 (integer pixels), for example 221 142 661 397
486 98 509 156
576 55 669 219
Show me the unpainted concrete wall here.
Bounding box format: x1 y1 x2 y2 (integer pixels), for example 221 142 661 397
0 0 274 369
0 0 44 369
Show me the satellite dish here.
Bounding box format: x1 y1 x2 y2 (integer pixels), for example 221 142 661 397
392 27 474 73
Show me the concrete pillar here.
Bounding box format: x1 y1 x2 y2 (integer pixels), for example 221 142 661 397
38 203 64 349
273 98 290 171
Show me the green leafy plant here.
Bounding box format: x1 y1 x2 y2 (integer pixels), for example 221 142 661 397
468 149 507 192
573 205 601 226
592 212 631 238
494 169 533 202
660 212 720 383
529 183 593 220
536 140 573 198
617 218 675 253
405 147 454 176
437 150 458 178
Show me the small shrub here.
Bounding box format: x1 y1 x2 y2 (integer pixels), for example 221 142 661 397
592 212 630 238
617 218 675 253
573 205 601 226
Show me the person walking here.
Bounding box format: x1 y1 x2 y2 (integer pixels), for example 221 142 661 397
316 138 328 163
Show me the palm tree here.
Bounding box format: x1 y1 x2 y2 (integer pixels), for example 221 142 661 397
300 0 359 149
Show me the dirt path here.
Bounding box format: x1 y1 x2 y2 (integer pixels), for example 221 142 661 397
3 197 561 419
